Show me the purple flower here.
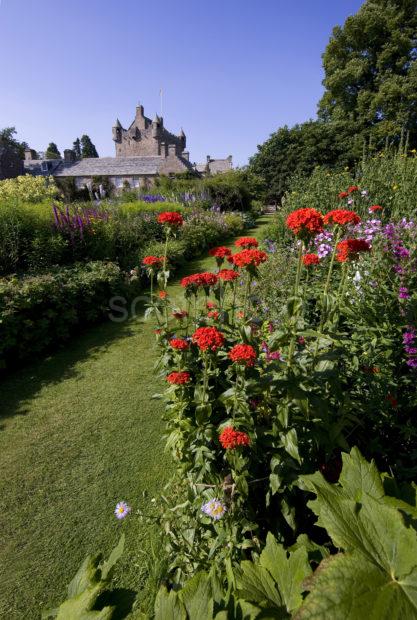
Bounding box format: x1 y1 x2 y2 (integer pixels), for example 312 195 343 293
317 243 333 258
405 346 417 355
114 501 131 519
403 330 415 345
406 359 417 368
399 287 410 299
201 499 227 520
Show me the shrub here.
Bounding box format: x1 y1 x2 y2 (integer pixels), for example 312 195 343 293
0 261 134 368
0 174 58 203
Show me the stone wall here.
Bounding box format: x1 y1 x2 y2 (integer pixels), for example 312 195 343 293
0 146 23 180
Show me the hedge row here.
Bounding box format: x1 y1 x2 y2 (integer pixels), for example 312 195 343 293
0 261 133 369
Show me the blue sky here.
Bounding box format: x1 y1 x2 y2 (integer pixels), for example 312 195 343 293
0 0 364 166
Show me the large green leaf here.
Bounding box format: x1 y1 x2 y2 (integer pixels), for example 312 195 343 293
259 533 311 613
154 586 186 620
179 572 214 620
338 447 384 502
101 534 125 581
237 561 283 609
296 552 417 620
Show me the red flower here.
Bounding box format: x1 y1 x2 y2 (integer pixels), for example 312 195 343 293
369 205 383 213
206 301 217 309
323 210 361 226
157 211 184 227
219 426 251 449
158 290 168 299
207 310 220 320
235 237 258 249
302 253 320 266
143 255 164 267
336 239 371 262
218 269 239 282
286 208 324 238
386 393 398 408
228 343 257 367
172 310 188 320
192 326 225 351
230 249 267 269
208 246 232 258
166 371 191 385
338 191 349 199
348 185 359 194
170 338 189 350
181 272 218 289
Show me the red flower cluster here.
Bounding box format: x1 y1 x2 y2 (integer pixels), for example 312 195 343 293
157 211 184 227
235 237 258 248
286 208 324 237
192 326 225 351
323 210 361 226
336 238 371 262
219 426 251 449
206 301 217 309
218 269 239 282
170 338 189 350
348 185 359 193
166 371 191 385
181 272 218 289
228 343 257 366
230 249 268 269
369 205 383 213
172 310 189 320
142 255 164 267
338 191 349 199
386 393 398 408
303 253 320 266
158 290 168 299
208 246 232 258
207 310 220 320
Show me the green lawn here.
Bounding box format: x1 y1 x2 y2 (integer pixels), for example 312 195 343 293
0 216 271 619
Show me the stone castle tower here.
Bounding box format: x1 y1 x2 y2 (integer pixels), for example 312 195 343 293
112 104 188 159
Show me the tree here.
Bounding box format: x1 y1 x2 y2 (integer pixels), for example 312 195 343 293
45 142 61 159
80 134 99 158
318 0 417 147
72 138 81 160
0 127 28 158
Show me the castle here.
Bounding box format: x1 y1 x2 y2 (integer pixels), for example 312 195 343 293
23 103 233 190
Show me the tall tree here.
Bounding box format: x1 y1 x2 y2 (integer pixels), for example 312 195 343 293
45 142 61 159
80 135 99 158
72 138 82 160
318 0 417 146
0 127 28 158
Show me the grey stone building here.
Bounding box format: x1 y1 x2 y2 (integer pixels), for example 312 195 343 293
0 145 23 180
23 102 233 190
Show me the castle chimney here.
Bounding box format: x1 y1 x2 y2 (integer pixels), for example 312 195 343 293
64 149 76 163
206 155 211 163
182 150 190 161
168 144 176 157
24 148 38 161
160 142 166 157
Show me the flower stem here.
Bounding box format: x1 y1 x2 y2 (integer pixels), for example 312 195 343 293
287 242 304 366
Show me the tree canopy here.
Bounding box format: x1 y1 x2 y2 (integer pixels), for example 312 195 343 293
250 0 417 202
80 135 98 158
0 127 28 158
45 142 61 160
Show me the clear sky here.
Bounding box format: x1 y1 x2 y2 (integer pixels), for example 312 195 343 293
0 0 364 166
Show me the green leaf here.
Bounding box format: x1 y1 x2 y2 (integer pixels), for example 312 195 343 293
282 429 301 464
179 572 214 620
238 561 283 609
338 447 384 502
260 533 311 612
296 552 417 620
154 586 186 620
101 534 125 581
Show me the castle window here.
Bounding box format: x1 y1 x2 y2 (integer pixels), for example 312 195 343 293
133 178 140 188
115 178 123 188
41 161 49 173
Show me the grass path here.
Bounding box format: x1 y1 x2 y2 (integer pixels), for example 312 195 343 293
0 216 271 619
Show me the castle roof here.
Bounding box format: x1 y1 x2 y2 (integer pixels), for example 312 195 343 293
52 155 193 177
114 119 122 128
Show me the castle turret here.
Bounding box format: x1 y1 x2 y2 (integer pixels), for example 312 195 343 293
152 114 161 138
112 119 122 143
179 128 186 150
